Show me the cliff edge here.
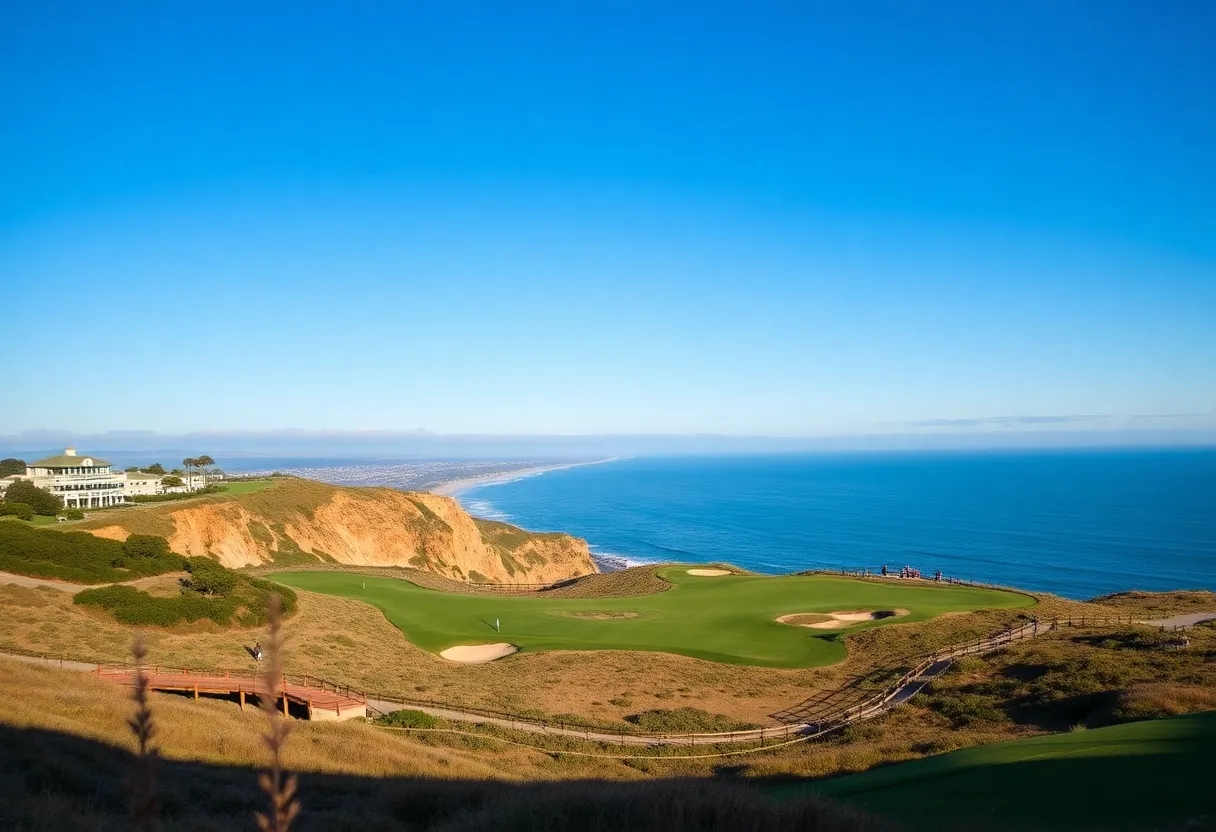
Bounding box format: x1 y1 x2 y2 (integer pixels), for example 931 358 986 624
78 478 596 584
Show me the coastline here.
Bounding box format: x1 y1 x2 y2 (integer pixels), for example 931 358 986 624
429 458 619 497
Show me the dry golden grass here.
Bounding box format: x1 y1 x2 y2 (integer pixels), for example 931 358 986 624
0 573 1110 729
0 658 546 781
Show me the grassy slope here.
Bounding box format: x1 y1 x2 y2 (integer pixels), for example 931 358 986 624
270 567 1034 668
216 480 274 495
777 711 1216 832
0 660 883 832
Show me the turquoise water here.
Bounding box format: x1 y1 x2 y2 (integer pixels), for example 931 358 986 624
457 451 1216 599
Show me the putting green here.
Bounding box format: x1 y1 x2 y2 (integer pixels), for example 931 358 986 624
774 711 1216 831
270 568 1034 668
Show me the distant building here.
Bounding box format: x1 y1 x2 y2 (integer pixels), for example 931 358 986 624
25 448 129 509
123 470 164 497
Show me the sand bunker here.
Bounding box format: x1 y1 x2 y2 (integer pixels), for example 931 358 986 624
777 609 909 630
439 643 518 663
687 568 731 577
561 610 642 620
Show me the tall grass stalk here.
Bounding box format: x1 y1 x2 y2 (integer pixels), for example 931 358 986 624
256 592 300 832
127 634 159 831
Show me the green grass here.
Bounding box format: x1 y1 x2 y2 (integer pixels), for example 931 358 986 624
269 567 1033 668
775 711 1216 831
217 480 275 495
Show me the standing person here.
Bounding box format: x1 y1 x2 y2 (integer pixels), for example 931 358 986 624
881 564 888 577
254 641 263 662
935 570 942 583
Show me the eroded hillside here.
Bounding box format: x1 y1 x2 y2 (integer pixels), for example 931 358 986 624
78 478 596 584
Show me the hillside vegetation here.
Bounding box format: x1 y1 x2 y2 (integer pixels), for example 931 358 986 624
0 522 182 583
74 557 298 627
74 477 596 584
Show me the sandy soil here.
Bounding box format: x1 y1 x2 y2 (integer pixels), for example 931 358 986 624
439 643 519 663
778 609 910 629
686 568 731 577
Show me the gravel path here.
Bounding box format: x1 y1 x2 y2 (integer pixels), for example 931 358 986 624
1143 612 1216 630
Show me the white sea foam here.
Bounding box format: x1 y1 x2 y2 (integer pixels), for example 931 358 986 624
462 499 513 522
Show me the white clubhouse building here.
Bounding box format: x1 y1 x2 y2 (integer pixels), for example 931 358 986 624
11 448 211 509
24 448 129 509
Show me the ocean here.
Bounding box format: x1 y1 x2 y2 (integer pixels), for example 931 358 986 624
455 451 1216 600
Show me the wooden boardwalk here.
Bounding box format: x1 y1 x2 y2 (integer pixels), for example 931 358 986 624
97 668 367 721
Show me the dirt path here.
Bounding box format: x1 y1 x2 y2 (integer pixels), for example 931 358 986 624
0 571 188 595
1143 612 1216 630
0 571 90 594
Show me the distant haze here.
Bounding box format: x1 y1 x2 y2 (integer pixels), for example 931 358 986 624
2 427 1213 461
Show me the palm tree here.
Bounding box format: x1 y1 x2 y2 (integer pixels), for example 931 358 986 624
195 455 215 488
182 458 197 490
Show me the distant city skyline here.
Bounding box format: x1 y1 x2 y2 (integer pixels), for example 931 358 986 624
3 2 1213 439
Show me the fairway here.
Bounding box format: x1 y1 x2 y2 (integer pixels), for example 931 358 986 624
776 711 1216 831
270 568 1033 668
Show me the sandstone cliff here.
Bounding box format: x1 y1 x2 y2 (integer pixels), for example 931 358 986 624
82 478 596 584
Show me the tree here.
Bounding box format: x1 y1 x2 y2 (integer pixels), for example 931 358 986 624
124 467 139 473
195 455 215 488
2 480 63 516
58 507 85 520
0 458 27 477
161 475 183 488
182 458 198 488
143 463 165 475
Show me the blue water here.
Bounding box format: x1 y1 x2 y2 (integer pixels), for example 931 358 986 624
457 451 1216 600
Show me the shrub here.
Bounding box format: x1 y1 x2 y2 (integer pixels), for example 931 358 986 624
123 534 171 559
0 502 35 520
73 570 299 628
2 480 62 515
0 522 182 583
74 585 237 626
923 692 1009 727
623 707 757 733
0 458 26 477
58 508 85 520
378 709 443 729
183 556 239 596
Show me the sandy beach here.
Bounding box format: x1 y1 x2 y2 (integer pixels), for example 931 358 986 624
429 459 617 497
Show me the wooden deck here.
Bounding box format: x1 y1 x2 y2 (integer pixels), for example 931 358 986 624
98 668 367 721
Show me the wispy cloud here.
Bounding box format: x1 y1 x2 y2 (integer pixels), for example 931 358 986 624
889 415 1113 429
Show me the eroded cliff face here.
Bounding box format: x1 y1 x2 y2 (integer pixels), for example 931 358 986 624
86 480 596 584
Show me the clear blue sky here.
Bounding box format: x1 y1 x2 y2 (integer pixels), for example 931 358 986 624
2 1 1214 440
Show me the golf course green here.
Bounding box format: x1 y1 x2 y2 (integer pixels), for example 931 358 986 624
776 711 1216 831
271 567 1034 667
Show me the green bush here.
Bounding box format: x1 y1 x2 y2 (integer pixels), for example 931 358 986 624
623 707 757 733
123 534 171 559
2 480 62 515
0 502 35 521
0 522 182 583
378 709 443 729
73 570 299 628
74 585 236 626
184 556 239 596
58 508 85 520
